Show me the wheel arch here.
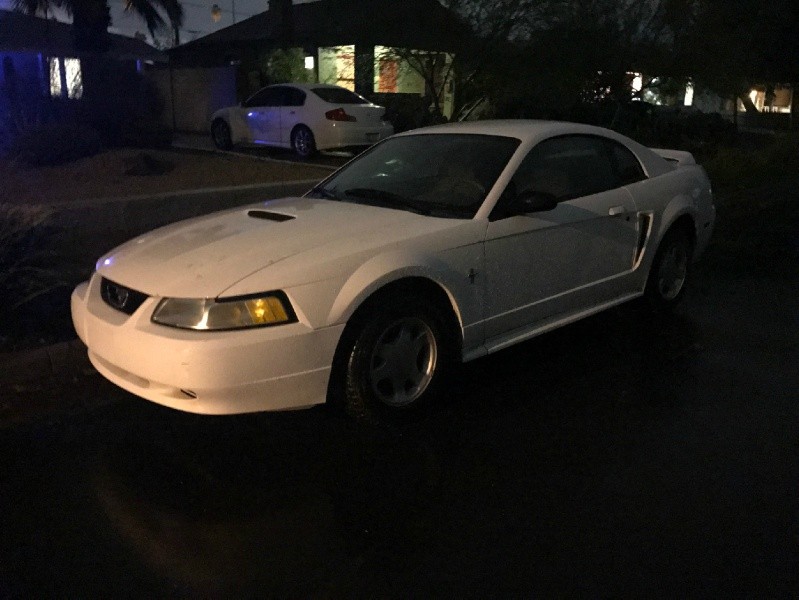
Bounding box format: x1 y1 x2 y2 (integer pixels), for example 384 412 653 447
658 210 697 257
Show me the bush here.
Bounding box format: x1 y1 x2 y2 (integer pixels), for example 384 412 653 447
370 93 446 133
702 133 799 191
0 204 62 313
10 122 102 167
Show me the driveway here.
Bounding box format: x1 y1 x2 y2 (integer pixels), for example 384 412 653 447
172 132 352 169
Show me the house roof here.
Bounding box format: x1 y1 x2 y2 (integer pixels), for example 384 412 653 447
0 9 167 62
172 0 471 61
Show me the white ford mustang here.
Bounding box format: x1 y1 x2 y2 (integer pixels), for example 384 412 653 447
71 121 715 418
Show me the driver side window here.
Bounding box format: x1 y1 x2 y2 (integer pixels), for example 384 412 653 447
244 87 282 108
493 135 620 219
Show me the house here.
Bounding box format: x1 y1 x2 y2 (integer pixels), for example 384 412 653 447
159 0 471 132
0 9 166 133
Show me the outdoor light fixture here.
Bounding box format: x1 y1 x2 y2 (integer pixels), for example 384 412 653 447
304 56 314 70
211 4 222 22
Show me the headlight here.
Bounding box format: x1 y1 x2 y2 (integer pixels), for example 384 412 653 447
151 292 296 330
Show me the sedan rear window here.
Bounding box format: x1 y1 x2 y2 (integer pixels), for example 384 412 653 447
311 87 369 105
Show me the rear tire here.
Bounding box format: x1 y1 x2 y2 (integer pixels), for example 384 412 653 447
338 295 452 421
645 225 693 312
211 119 232 150
291 125 316 158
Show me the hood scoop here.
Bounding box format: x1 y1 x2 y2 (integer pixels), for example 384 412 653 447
247 209 295 222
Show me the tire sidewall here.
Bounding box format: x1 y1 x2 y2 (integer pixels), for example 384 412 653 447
645 226 693 312
291 125 316 158
212 120 232 150
343 298 452 421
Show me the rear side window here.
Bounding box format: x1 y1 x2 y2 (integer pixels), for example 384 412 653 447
311 87 369 105
510 135 618 201
606 140 646 185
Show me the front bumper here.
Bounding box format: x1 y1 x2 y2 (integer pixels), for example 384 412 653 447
71 275 344 414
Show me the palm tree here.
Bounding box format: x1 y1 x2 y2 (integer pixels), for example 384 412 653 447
13 0 184 50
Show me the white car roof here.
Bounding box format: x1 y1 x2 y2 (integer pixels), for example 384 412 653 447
396 119 673 177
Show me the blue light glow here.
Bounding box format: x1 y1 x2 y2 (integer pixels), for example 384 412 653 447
97 256 114 270
247 111 255 117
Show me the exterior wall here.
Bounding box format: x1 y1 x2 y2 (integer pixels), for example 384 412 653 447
149 65 236 132
1 52 46 117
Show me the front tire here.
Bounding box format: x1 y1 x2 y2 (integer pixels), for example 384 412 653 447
341 297 451 420
211 119 232 150
645 225 693 312
291 125 316 158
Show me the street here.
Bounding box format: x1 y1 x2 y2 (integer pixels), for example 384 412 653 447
1 212 797 596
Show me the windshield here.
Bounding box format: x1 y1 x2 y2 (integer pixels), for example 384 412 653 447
307 134 521 218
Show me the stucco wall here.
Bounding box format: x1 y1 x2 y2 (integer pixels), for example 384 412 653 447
149 65 236 133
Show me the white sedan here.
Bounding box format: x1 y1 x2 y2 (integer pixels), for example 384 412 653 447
210 83 394 157
72 121 715 418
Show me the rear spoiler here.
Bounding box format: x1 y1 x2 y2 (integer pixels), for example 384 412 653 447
651 148 697 166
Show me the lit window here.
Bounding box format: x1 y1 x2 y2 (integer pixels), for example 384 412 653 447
64 58 83 99
49 57 62 97
48 57 83 99
684 82 694 106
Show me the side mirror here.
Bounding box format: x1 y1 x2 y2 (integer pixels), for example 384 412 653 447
513 190 559 214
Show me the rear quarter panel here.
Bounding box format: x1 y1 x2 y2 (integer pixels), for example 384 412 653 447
626 164 714 273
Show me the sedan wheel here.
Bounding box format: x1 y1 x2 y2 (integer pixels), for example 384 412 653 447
341 296 451 420
211 120 232 150
645 226 693 311
291 125 316 158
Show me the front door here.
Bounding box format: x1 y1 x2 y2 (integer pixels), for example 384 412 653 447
483 135 640 345
243 87 283 144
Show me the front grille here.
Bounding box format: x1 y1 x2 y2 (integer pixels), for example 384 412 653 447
100 277 149 315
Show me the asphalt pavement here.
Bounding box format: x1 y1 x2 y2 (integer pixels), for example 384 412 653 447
1 202 797 595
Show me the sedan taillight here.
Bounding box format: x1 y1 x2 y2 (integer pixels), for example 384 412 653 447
325 108 357 122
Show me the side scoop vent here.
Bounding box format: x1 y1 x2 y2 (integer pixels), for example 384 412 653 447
247 210 295 222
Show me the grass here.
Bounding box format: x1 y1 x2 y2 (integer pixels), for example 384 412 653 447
0 148 332 206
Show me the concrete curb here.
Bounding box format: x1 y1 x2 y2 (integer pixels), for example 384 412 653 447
171 141 340 171
0 339 91 386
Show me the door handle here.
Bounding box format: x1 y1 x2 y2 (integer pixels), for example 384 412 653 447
608 205 625 216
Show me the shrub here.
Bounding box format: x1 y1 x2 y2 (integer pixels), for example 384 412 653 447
10 122 102 167
702 133 799 191
0 204 62 314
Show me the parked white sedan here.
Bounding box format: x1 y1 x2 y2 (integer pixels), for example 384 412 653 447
72 121 714 418
210 83 394 157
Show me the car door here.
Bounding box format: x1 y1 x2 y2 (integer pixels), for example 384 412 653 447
483 135 640 345
244 87 283 144
278 86 307 145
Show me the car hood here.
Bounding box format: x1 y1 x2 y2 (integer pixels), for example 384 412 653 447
96 197 468 298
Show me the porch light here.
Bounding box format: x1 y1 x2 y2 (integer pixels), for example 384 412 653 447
211 4 222 22
304 56 314 70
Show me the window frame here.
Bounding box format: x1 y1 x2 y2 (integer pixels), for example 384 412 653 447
490 133 648 221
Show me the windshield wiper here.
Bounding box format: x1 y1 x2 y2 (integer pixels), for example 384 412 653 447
343 188 430 215
308 185 340 200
